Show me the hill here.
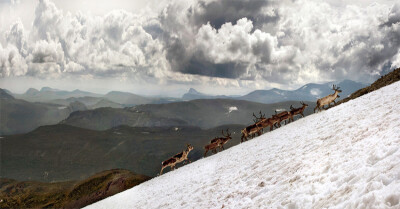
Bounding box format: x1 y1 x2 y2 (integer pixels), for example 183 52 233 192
62 99 314 130
86 81 400 208
0 89 72 135
103 91 153 106
0 169 149 209
182 88 231 100
0 124 244 181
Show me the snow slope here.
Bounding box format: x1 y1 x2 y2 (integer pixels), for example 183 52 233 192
86 82 400 209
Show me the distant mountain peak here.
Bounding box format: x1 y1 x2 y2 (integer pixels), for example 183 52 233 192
26 88 39 95
0 88 14 99
188 88 202 95
40 87 58 92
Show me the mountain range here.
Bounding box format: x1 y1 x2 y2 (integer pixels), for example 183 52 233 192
6 80 366 107
183 80 366 103
0 79 365 135
11 87 180 108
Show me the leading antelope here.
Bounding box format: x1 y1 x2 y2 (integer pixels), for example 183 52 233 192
314 84 342 113
160 144 194 175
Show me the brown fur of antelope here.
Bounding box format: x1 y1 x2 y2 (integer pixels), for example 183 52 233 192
289 101 308 122
160 144 194 175
314 85 342 113
252 111 268 133
241 123 263 143
210 129 232 151
273 110 292 126
204 140 221 157
260 116 280 131
253 110 280 132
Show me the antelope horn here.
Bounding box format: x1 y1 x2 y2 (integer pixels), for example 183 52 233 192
290 105 294 110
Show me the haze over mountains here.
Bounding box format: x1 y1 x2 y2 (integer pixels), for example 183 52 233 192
0 89 72 135
0 79 365 135
183 80 366 103
6 79 366 105
61 100 313 130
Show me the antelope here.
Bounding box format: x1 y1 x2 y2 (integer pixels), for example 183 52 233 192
289 101 308 122
241 123 263 142
253 111 267 133
260 116 281 131
314 84 342 113
210 129 232 151
253 111 279 132
274 110 292 126
160 144 194 175
204 140 221 157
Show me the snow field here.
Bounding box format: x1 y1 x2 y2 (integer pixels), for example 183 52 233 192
86 81 400 209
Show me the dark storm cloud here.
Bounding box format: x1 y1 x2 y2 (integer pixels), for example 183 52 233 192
382 3 400 27
157 0 281 79
184 56 247 79
189 0 279 29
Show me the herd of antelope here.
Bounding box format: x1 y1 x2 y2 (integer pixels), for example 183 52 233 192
159 85 342 175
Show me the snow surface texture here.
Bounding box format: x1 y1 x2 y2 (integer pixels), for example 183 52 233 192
86 82 400 209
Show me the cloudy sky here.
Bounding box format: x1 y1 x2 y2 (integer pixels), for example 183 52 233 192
0 0 399 96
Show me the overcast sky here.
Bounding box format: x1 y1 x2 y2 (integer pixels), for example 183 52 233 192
0 0 399 96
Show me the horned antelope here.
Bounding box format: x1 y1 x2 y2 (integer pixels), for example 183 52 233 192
210 129 232 151
204 140 221 157
261 116 281 131
274 110 292 126
289 101 308 122
314 84 342 113
241 123 263 143
253 111 279 132
253 111 267 133
160 144 194 175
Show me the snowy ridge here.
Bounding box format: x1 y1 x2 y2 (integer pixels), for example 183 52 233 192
86 82 400 209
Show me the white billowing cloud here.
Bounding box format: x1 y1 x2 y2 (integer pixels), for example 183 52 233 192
1 0 168 79
195 18 274 64
271 1 400 84
0 44 28 77
5 20 28 56
0 0 399 91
